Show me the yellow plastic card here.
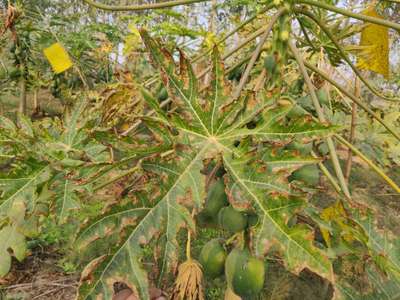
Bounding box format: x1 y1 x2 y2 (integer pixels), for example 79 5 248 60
357 7 389 78
43 43 73 74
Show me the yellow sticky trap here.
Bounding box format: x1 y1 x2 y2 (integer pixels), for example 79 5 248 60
43 43 73 74
357 7 389 78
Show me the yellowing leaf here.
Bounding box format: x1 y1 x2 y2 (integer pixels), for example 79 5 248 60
357 7 389 78
0 225 27 277
320 201 357 247
124 23 141 55
43 43 73 74
320 201 346 247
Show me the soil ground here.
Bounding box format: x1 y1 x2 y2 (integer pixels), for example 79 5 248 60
0 248 77 300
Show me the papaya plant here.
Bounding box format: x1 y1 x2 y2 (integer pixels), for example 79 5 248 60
72 0 400 299
0 94 169 275
1 0 400 300
75 30 338 299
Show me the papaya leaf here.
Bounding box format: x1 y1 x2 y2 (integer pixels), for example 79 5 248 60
76 143 212 300
54 176 81 224
0 165 51 215
355 211 400 282
77 31 339 299
0 225 27 277
140 29 209 136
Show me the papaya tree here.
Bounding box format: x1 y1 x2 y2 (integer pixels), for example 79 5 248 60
1 0 400 300
69 0 400 299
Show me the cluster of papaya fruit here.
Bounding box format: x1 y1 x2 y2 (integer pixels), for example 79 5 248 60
197 177 258 232
8 34 30 81
196 168 265 299
199 238 265 299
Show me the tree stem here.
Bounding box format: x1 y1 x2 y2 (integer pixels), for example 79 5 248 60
344 77 359 182
19 75 27 115
303 61 400 141
289 40 351 198
231 9 285 101
82 0 210 11
297 0 400 31
33 88 39 113
335 134 400 194
295 9 398 102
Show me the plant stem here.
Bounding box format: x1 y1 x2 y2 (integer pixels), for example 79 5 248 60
143 5 275 88
186 228 192 260
295 9 398 102
196 25 267 80
19 74 27 115
231 9 285 101
297 0 400 31
312 151 342 194
82 0 210 11
289 40 351 198
297 16 318 52
335 134 400 194
192 4 274 64
92 165 141 192
344 77 359 182
303 61 400 141
33 88 39 113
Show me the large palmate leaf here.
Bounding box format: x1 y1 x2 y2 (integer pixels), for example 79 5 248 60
76 143 212 299
0 95 154 277
77 31 339 299
0 165 51 215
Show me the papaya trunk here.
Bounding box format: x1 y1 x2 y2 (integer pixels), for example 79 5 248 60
345 76 359 182
19 76 27 115
33 88 39 113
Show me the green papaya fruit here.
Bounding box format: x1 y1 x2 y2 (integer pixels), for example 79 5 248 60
218 206 247 233
225 248 265 298
199 239 227 278
264 55 276 74
203 178 229 218
157 86 168 101
196 211 218 228
289 165 320 185
247 213 259 228
318 142 330 156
